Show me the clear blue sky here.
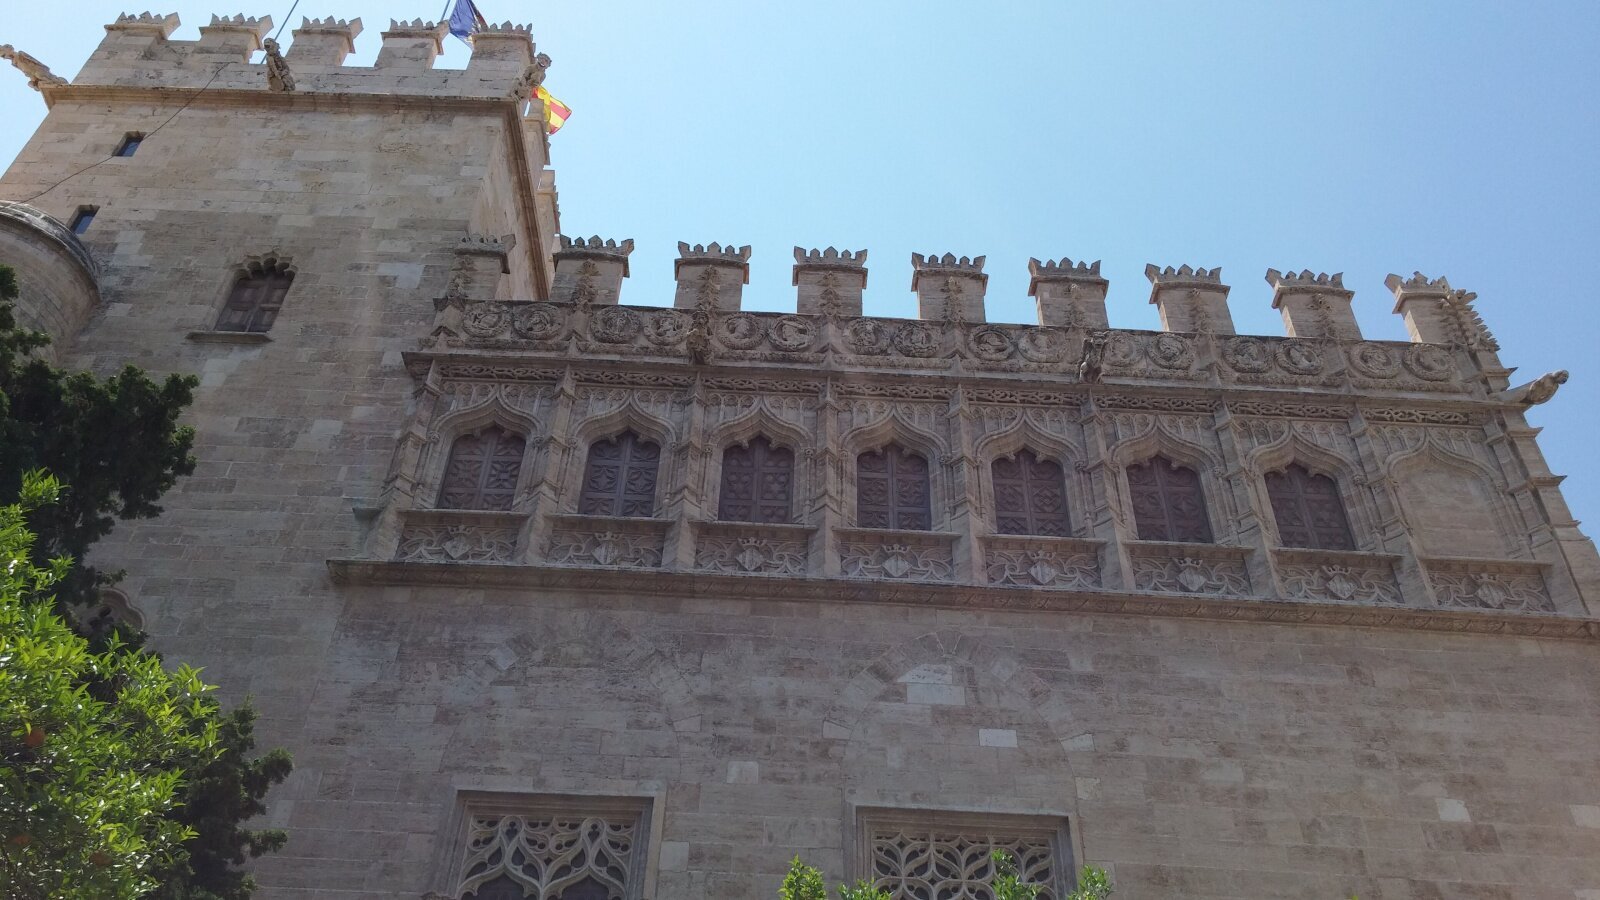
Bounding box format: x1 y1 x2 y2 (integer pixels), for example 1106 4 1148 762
3 2 1599 528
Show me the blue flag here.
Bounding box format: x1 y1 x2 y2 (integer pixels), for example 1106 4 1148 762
448 0 487 41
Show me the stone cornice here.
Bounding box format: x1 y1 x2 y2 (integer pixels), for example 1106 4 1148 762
326 558 1600 642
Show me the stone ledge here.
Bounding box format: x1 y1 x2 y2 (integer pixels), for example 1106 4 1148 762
325 559 1600 642
186 329 272 345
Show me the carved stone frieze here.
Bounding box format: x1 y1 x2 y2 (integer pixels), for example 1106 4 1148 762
1402 343 1456 382
396 511 522 564
837 529 957 582
694 522 812 576
1275 549 1402 605
546 515 667 568
1425 558 1554 613
1128 542 1251 596
983 536 1102 588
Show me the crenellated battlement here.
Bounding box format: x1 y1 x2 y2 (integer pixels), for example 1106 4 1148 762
794 246 867 267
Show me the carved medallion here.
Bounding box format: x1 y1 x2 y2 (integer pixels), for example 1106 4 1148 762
1403 344 1455 382
768 315 817 351
1102 332 1139 367
1222 336 1271 373
845 319 891 355
717 313 765 350
589 306 641 343
1147 332 1195 370
511 303 563 340
461 302 508 338
893 323 939 358
643 309 690 346
1016 328 1067 363
1275 339 1325 375
968 326 1015 362
1347 342 1400 379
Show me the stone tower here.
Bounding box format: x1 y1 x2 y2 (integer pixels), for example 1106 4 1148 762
4 13 1600 900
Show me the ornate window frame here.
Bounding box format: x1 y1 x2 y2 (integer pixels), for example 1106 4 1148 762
840 419 954 533
714 434 799 524
988 448 1074 538
849 805 1078 900
213 251 296 334
429 791 660 900
1247 433 1376 553
1106 427 1232 547
561 408 675 519
414 402 540 515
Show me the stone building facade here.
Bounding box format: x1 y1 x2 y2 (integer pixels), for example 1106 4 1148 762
4 13 1600 900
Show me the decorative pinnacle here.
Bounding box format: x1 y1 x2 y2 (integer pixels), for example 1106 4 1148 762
1145 264 1223 284
1384 271 1452 295
556 235 635 256
207 13 270 27
1265 269 1347 290
386 18 443 32
109 11 181 34
1029 257 1103 279
677 242 752 262
793 246 867 267
478 21 533 35
297 16 362 37
912 252 985 272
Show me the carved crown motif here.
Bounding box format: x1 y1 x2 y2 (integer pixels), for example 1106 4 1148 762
1145 264 1223 284
479 21 533 35
557 235 635 257
1029 257 1102 279
206 13 270 28
912 252 985 272
676 242 752 263
297 16 362 36
1384 271 1452 295
1265 269 1346 290
793 246 867 267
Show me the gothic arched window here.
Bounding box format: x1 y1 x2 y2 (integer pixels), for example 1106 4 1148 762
216 256 294 333
579 431 660 517
857 444 932 531
992 449 1071 536
718 437 794 524
1127 455 1212 543
1265 463 1355 551
467 875 610 900
438 425 525 511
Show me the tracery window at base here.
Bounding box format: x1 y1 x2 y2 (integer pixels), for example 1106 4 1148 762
458 815 635 900
870 827 1059 900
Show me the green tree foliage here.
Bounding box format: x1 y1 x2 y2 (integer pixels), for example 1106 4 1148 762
0 474 222 898
0 265 291 897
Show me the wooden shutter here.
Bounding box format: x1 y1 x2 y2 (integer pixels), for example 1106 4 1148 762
857 444 932 531
579 432 660 517
1266 464 1355 550
718 437 794 523
992 449 1071 536
217 265 293 333
1127 456 1213 543
438 426 525 510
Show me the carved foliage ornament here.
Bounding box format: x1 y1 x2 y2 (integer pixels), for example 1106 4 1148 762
547 528 664 568
1133 553 1249 595
457 815 633 900
985 547 1098 589
1278 560 1400 604
840 540 954 581
695 535 807 575
397 524 517 564
1428 566 1553 613
872 828 1057 900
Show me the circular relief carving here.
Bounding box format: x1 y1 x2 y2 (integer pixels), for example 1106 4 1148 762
1222 336 1271 373
461 302 507 338
589 306 641 343
716 313 765 350
1403 343 1455 381
892 323 939 357
845 319 890 355
1017 328 1067 363
1275 339 1325 375
1102 332 1139 367
643 309 690 346
968 326 1015 362
1348 341 1400 378
767 315 817 351
1147 332 1195 369
511 303 563 340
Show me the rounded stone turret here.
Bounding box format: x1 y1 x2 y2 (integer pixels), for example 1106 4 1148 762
0 200 101 355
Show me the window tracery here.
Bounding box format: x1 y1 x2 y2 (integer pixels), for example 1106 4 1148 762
870 826 1059 900
1126 455 1212 543
459 815 635 900
438 425 525 511
1265 463 1355 551
857 444 932 530
991 449 1070 536
578 431 660 517
718 436 794 524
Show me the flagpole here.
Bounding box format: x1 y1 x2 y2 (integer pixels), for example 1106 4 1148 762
439 0 452 21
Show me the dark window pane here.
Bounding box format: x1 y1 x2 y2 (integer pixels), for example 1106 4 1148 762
1127 455 1213 543
70 208 95 234
719 436 794 523
115 135 142 157
857 444 932 531
992 449 1071 536
217 258 293 333
1266 464 1355 551
579 431 660 517
466 874 528 899
439 425 526 510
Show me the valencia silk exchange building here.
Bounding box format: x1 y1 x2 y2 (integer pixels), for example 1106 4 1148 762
4 11 1600 900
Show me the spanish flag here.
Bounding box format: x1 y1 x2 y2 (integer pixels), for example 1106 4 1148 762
537 85 572 135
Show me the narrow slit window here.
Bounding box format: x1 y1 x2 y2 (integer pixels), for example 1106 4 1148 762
70 207 96 235
114 133 143 157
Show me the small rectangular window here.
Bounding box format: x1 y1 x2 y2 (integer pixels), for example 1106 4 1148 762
114 134 143 157
70 207 97 235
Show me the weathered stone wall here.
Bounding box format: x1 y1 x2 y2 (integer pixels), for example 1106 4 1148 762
0 201 99 359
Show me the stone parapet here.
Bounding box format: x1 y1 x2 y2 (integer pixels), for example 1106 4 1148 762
552 235 633 305
1145 264 1234 334
196 13 271 59
287 17 362 66
793 247 867 317
1266 268 1361 340
376 18 446 68
911 252 987 323
1028 257 1108 329
673 242 750 311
